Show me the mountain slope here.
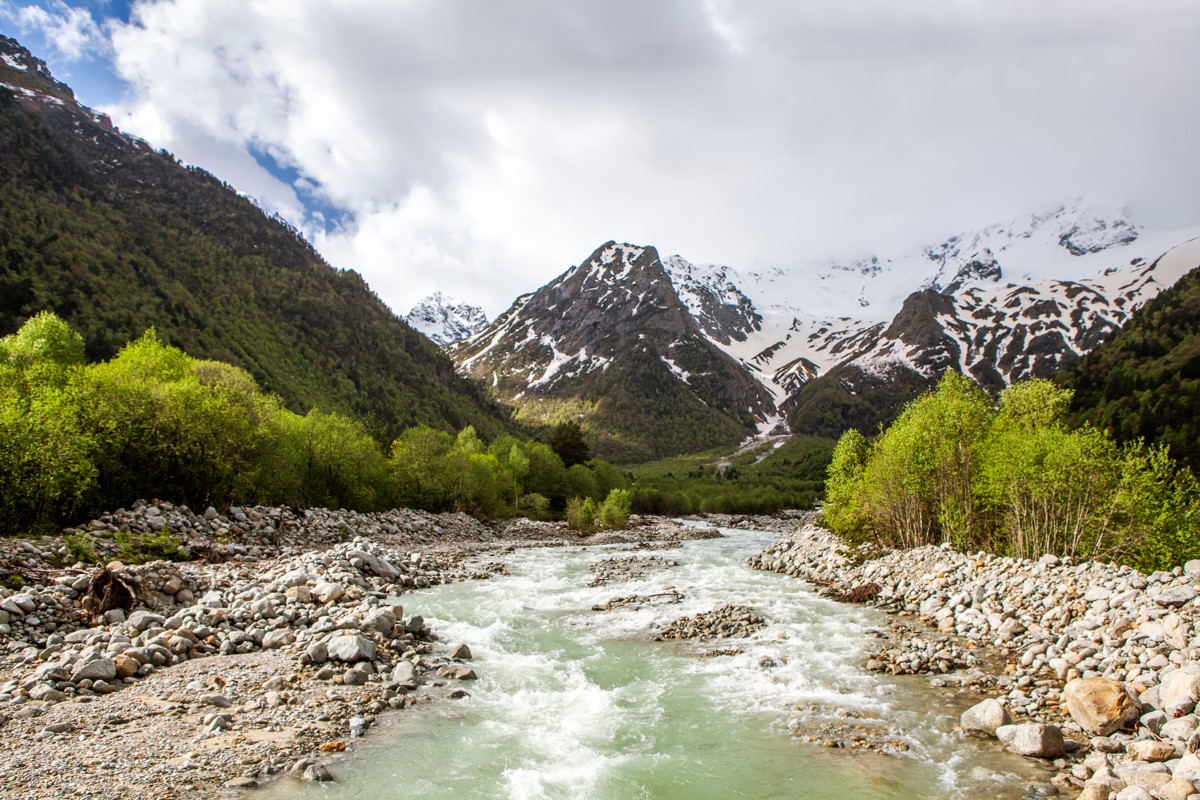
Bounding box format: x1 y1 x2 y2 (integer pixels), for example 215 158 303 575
1060 239 1200 471
0 35 509 440
662 203 1200 438
449 242 775 462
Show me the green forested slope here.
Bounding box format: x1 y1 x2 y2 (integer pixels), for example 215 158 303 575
0 50 509 441
1061 263 1200 471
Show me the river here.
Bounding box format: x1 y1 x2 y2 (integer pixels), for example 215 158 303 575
262 525 1049 799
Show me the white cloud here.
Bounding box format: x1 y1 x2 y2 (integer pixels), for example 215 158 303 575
96 0 1200 316
5 1 106 61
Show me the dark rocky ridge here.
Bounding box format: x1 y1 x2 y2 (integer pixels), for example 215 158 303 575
450 242 775 461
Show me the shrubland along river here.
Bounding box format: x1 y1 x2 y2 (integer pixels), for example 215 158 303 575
264 525 1049 799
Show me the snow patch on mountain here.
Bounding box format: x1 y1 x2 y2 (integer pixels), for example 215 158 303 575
405 291 488 345
664 200 1198 405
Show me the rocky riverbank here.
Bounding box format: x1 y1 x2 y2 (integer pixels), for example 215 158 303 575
752 523 1200 799
0 503 704 800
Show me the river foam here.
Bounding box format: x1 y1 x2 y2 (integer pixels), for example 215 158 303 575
261 527 1047 799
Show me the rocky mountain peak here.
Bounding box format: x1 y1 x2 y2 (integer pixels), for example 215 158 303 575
663 256 762 345
0 35 77 105
405 292 488 346
449 240 776 460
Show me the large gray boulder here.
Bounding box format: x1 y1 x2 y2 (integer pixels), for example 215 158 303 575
346 550 400 580
391 661 417 687
70 658 116 683
995 723 1065 758
960 698 1010 738
326 634 377 663
1062 677 1139 736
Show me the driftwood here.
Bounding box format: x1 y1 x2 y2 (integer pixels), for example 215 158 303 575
824 582 881 604
80 562 139 623
0 561 85 584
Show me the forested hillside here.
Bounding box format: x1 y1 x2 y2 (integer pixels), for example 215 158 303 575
0 36 509 441
1062 257 1200 472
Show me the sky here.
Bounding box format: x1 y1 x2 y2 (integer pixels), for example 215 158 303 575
2 1 1199 318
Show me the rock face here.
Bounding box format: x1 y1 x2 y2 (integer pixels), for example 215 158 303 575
1062 677 1139 736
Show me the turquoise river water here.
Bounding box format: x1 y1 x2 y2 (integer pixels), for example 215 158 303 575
261 525 1050 799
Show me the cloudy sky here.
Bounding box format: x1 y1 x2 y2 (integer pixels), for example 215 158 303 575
3 1 1199 317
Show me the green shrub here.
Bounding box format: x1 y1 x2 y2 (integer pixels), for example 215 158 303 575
114 528 190 564
566 496 598 531
63 531 100 564
597 488 632 530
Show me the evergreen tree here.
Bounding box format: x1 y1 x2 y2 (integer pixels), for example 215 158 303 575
550 420 590 467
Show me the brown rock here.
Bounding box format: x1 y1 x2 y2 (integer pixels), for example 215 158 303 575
1127 740 1175 762
1062 677 1139 736
1157 777 1197 800
319 741 346 753
113 655 140 679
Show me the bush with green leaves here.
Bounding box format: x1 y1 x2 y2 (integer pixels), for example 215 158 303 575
0 312 776 534
566 496 598 531
597 488 632 530
823 373 1200 570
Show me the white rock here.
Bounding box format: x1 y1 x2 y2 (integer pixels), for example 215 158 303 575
326 634 376 663
960 698 1010 737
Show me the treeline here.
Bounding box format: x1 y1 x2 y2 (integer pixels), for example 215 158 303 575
627 437 832 516
824 372 1200 572
1062 264 1200 473
0 313 629 535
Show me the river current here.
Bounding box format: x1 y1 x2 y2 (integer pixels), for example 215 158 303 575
264 525 1048 799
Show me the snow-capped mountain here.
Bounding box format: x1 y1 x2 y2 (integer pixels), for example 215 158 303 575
449 242 776 461
405 292 488 345
665 201 1200 427
447 201 1200 454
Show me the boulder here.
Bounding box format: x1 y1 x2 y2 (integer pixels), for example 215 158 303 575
361 608 396 636
1159 669 1200 715
1113 787 1154 800
70 658 116 683
346 550 400 580
29 684 66 703
326 634 376 663
113 654 140 679
126 610 165 632
1155 586 1197 607
302 764 333 782
391 661 417 687
436 665 477 680
1126 740 1174 762
1171 752 1200 783
960 698 1010 737
995 723 1066 758
312 582 344 604
1062 677 1139 735
305 641 328 665
1161 715 1200 742
449 643 473 660
262 629 296 649
1157 778 1197 800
